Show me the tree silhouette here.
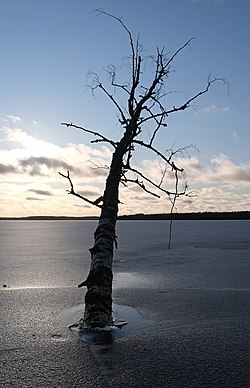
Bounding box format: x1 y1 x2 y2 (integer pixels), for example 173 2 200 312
59 10 221 330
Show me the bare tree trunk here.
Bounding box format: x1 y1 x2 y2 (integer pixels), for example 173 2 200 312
79 144 125 329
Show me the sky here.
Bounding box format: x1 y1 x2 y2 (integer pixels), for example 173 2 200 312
1 0 250 217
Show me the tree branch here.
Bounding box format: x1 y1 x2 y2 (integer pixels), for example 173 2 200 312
139 75 221 125
58 170 103 208
97 82 128 125
149 115 166 146
132 140 184 172
106 64 130 94
94 9 143 119
121 176 160 198
125 166 171 196
94 9 136 73
125 164 190 200
135 39 194 113
61 122 117 148
158 160 169 187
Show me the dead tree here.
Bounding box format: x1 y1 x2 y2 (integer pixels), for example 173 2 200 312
59 10 220 330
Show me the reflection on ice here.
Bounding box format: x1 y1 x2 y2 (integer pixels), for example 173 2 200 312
113 272 148 288
70 324 122 345
59 302 152 344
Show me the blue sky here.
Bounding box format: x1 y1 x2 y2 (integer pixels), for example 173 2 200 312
1 0 250 216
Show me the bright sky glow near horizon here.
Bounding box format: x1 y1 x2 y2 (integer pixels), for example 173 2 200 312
1 0 250 217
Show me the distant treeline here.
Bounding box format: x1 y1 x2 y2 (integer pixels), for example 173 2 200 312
1 211 250 221
119 211 250 220
0 215 98 221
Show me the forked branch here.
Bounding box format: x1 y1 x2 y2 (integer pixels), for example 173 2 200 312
139 76 222 125
132 140 184 172
58 170 103 208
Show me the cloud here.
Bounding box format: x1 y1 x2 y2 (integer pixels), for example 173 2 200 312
210 154 250 185
27 189 53 196
3 115 22 123
129 195 158 202
199 104 230 114
19 156 77 176
232 132 239 140
173 154 250 187
2 126 59 155
0 125 112 216
117 153 250 215
190 0 224 3
78 189 100 197
26 197 44 201
0 126 111 180
0 122 249 216
0 163 16 175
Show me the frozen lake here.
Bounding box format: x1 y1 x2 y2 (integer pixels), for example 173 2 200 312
0 219 250 290
1 220 250 387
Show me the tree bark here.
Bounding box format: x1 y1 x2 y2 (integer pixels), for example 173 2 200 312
80 139 127 329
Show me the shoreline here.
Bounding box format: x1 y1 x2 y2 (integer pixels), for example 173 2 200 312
1 210 250 221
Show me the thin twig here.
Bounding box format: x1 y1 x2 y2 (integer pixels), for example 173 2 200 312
121 177 160 198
